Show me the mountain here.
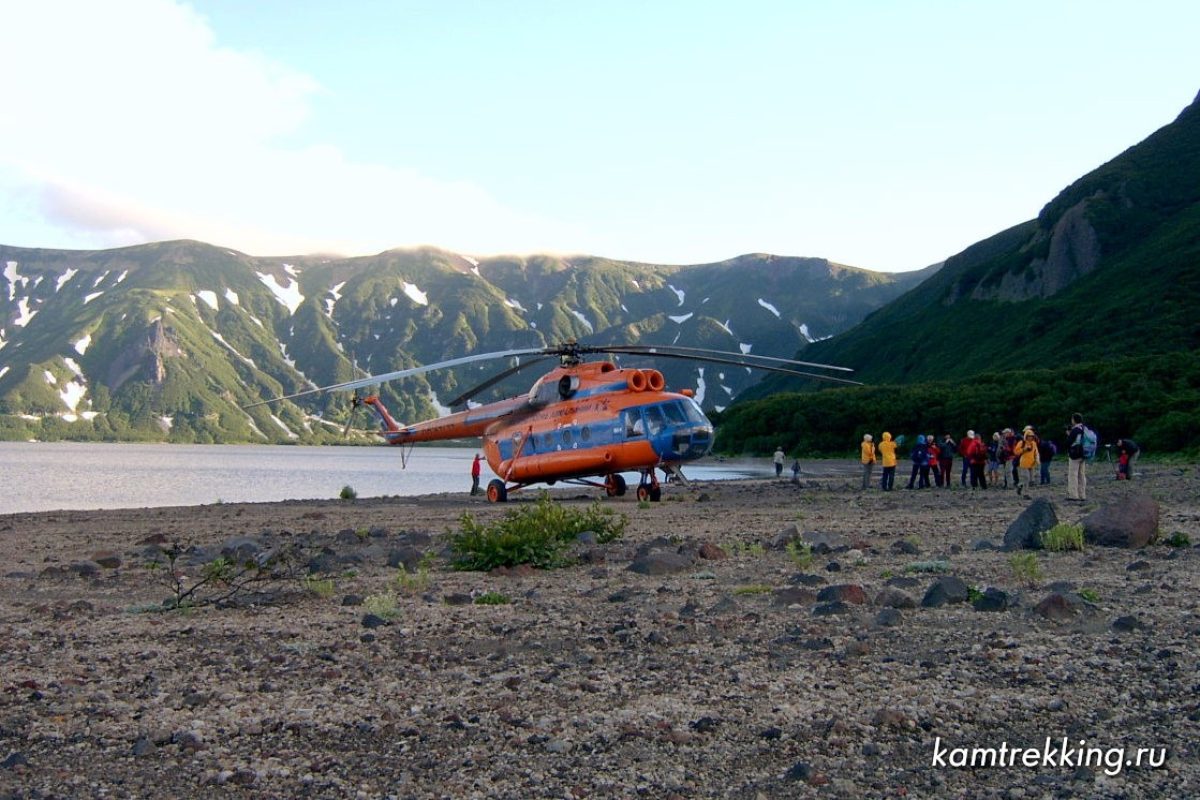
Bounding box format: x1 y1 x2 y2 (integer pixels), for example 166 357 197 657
0 242 926 443
747 88 1200 392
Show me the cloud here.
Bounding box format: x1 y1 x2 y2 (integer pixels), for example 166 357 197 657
0 0 574 256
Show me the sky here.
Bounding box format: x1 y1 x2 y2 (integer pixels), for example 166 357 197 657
1 1 1197 273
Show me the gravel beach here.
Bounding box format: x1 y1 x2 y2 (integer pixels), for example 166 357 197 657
1 461 1197 799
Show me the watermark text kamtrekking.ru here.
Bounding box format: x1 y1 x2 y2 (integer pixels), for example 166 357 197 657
931 737 1167 777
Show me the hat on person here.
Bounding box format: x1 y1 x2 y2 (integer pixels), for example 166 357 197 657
967 430 975 438
863 434 873 442
1023 425 1034 433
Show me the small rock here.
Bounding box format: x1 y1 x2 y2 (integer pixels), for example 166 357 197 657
361 613 390 628
1112 615 1146 633
698 542 728 560
1034 593 1077 622
812 601 850 616
1 751 29 770
91 550 123 569
874 608 903 627
891 539 920 555
784 761 812 782
972 588 1009 612
627 551 694 576
874 588 917 609
816 584 867 605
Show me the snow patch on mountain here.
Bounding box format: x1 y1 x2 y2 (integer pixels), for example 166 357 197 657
694 367 707 406
211 331 256 367
44 370 57 384
325 281 347 317
428 391 453 418
60 379 87 413
758 298 781 318
4 261 26 301
195 291 219 311
224 288 240 306
159 415 174 431
270 413 299 440
669 313 693 324
740 343 752 354
0 365 11 379
83 292 104 305
667 284 685 306
63 357 84 378
403 282 428 306
73 334 92 355
257 271 304 314
569 308 593 332
716 319 733 335
283 263 301 278
15 298 38 326
92 271 110 287
55 268 78 292
116 270 129 284
504 297 526 312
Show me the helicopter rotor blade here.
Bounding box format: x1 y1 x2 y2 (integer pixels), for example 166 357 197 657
594 343 855 374
602 348 863 385
244 347 551 408
444 357 552 409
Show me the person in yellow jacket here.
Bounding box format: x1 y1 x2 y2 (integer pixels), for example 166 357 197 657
1013 426 1041 492
860 433 877 490
878 431 898 491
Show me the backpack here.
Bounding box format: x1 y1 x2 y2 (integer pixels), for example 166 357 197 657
1081 426 1099 460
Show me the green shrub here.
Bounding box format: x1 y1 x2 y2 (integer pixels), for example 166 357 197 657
339 485 357 501
395 555 433 595
1165 531 1191 547
363 591 399 619
1008 552 1043 587
1041 523 1085 552
1078 587 1100 603
786 540 813 569
473 591 511 605
967 586 984 603
301 575 336 598
450 493 627 571
905 560 950 574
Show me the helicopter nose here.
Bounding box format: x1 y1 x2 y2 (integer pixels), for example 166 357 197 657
669 425 714 460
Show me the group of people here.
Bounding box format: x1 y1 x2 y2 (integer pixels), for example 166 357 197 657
853 414 1139 501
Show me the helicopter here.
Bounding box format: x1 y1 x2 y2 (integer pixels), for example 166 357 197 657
249 341 859 502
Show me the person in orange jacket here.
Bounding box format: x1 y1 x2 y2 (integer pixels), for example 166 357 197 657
878 432 898 491
860 433 877 490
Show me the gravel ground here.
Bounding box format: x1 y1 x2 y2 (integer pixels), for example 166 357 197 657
1 461 1197 799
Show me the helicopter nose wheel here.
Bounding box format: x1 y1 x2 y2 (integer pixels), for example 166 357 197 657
486 479 509 503
636 470 662 502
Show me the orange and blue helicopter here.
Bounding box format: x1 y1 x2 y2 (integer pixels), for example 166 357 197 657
252 342 857 502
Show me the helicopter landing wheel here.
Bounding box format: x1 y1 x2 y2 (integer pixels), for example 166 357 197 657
605 473 627 497
486 479 508 503
637 485 662 502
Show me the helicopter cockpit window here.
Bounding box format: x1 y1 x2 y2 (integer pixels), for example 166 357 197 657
643 406 666 436
682 397 708 424
622 409 644 438
662 402 686 425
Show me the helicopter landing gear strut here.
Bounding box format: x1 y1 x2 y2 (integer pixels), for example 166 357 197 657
636 469 662 502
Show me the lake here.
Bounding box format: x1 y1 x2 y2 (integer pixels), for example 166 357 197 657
0 442 772 514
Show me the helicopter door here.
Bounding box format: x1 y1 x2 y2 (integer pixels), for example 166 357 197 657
621 408 645 439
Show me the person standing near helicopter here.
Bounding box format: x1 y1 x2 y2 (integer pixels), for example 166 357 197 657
470 453 483 496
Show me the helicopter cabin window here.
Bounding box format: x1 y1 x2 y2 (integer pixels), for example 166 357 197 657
643 405 666 436
543 433 554 449
561 428 573 445
622 409 644 438
580 426 591 443
662 402 686 425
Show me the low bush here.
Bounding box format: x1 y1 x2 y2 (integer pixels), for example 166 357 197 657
1041 523 1085 552
474 591 511 605
1009 552 1043 587
339 485 357 501
451 493 627 570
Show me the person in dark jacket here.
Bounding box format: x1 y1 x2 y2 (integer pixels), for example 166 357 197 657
907 435 931 489
938 434 956 489
1116 438 1140 480
1037 437 1057 484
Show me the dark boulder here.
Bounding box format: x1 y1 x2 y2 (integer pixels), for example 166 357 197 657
1003 498 1058 550
921 576 969 608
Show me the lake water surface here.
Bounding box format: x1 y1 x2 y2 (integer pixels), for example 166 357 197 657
0 442 771 514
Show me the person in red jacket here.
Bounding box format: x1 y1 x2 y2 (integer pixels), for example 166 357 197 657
958 431 975 486
470 453 483 496
968 432 989 489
